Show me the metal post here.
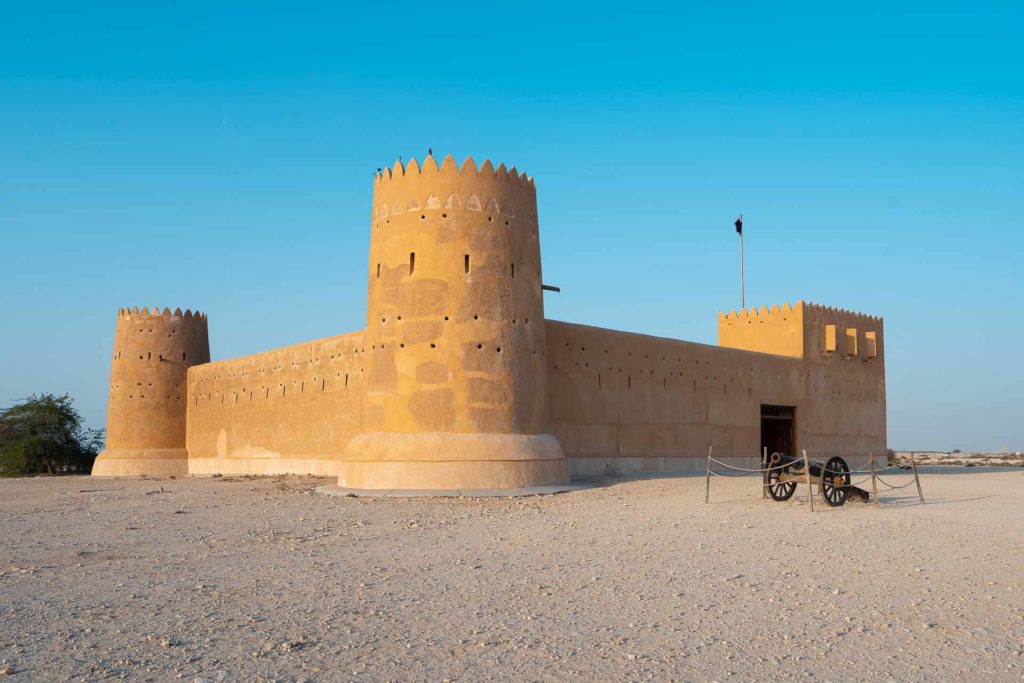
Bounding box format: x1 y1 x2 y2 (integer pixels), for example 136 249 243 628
704 444 713 504
910 452 925 504
869 453 879 510
739 229 745 310
802 449 814 511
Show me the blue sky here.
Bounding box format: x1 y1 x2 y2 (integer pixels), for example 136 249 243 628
1 1 1021 450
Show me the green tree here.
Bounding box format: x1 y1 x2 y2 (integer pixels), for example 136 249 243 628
0 394 103 476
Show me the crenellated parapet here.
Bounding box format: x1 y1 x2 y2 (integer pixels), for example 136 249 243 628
116 306 208 321
92 306 211 476
372 154 537 226
718 301 797 322
802 302 883 361
718 300 883 362
718 302 806 358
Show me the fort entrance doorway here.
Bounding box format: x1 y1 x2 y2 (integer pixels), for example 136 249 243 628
761 405 795 458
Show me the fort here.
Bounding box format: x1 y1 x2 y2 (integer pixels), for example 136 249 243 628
92 153 886 490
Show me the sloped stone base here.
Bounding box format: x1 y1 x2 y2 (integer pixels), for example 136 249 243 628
91 448 190 477
337 432 569 490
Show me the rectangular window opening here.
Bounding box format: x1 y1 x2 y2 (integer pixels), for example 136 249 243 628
409 252 415 275
464 254 470 273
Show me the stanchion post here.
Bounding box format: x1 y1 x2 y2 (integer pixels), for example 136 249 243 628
704 444 713 504
802 449 814 512
910 451 925 504
761 446 768 499
869 452 879 510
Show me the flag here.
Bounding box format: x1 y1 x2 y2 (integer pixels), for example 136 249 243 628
734 215 743 235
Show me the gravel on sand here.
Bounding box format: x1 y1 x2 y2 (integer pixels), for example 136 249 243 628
1 467 1022 681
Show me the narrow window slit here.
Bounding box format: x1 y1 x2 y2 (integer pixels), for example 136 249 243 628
464 254 470 273
409 252 415 275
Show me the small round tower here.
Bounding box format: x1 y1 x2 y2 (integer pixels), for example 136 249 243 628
92 307 210 476
339 153 568 489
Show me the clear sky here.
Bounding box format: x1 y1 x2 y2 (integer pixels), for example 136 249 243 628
1 1 1021 451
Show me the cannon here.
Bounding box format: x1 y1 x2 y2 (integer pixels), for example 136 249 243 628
764 452 871 507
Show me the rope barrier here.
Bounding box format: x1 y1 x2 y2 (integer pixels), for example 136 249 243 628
708 458 791 473
709 470 752 478
843 463 905 475
708 456 906 478
874 476 920 490
704 450 925 509
824 462 900 475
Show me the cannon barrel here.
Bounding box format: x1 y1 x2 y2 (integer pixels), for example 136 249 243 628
768 452 831 479
768 452 803 468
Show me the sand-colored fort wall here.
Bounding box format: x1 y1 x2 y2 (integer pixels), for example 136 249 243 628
547 312 885 476
92 152 887 489
184 331 364 476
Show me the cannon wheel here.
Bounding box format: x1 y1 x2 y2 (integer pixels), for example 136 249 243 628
819 456 851 507
766 459 797 501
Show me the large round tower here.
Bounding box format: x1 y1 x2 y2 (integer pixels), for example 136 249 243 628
92 306 210 476
338 153 568 489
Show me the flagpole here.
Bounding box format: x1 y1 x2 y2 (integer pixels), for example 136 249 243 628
737 213 745 310
739 227 745 310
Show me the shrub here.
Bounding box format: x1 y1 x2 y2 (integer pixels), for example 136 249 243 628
0 394 103 476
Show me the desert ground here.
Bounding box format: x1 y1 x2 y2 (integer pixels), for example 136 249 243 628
1 467 1022 682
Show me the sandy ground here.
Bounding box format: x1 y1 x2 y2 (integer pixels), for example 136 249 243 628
1 468 1022 682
